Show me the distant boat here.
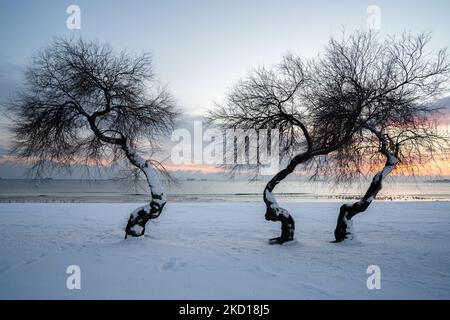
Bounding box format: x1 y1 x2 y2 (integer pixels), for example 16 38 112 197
186 178 196 181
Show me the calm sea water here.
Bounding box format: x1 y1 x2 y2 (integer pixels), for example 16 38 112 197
0 178 449 202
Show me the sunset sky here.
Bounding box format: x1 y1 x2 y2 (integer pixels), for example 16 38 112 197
0 0 449 178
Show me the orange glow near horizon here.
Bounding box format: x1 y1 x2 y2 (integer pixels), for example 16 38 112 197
2 122 450 177
3 154 449 177
162 163 225 174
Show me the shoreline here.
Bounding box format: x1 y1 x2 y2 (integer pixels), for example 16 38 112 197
0 194 448 203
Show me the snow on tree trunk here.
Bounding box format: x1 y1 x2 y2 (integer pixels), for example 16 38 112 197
123 142 167 238
264 188 295 244
264 152 313 244
333 131 398 243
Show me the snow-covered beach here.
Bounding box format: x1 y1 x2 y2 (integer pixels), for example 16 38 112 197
0 201 449 299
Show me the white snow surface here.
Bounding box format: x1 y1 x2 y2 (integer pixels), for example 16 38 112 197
0 201 449 299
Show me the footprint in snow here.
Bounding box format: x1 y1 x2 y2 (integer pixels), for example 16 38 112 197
160 258 186 271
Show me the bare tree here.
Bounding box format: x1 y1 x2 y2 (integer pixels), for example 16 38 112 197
210 31 450 244
308 31 450 242
9 38 178 238
210 54 361 244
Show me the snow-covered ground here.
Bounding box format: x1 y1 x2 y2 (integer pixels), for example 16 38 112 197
0 201 449 299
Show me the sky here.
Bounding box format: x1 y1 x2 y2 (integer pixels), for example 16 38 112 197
0 0 449 178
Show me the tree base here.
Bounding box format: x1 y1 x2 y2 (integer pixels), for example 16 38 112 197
124 206 151 239
333 218 355 242
265 208 295 245
124 200 166 239
125 217 147 238
268 236 295 245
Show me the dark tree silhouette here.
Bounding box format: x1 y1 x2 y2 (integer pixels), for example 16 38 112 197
332 127 399 242
210 31 449 244
307 32 450 242
9 38 178 238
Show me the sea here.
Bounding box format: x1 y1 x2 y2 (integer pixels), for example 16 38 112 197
0 177 449 203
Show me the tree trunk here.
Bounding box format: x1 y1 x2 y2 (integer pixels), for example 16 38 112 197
123 142 167 239
264 152 313 244
333 132 398 242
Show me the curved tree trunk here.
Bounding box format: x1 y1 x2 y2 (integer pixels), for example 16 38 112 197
86 118 167 239
261 115 359 244
123 142 167 239
264 152 313 244
333 131 398 242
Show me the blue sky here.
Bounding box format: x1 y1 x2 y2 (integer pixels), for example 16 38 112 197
0 0 449 177
1 0 449 115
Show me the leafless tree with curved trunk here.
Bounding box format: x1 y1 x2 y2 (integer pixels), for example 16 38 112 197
210 31 450 244
9 38 178 238
311 32 450 242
